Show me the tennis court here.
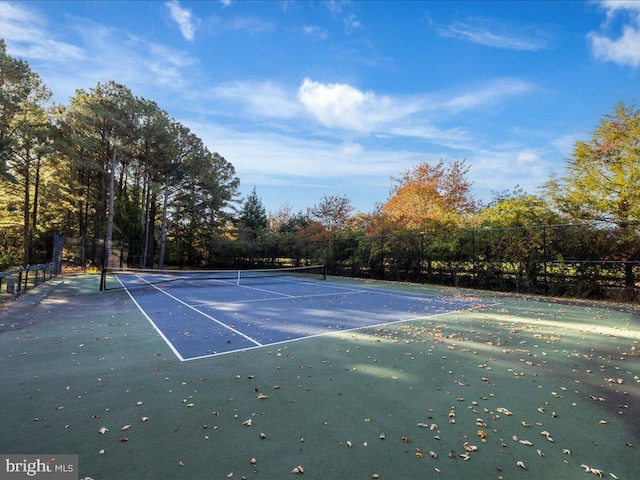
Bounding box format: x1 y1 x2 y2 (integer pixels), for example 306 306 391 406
103 266 487 360
1 273 638 480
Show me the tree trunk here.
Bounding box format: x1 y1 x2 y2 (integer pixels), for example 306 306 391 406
31 153 42 235
22 154 31 264
158 173 169 270
105 147 116 269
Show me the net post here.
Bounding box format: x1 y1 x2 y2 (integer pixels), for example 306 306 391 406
237 270 241 286
100 267 107 292
323 264 327 281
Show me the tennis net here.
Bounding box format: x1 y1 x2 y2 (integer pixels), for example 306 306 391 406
100 264 327 291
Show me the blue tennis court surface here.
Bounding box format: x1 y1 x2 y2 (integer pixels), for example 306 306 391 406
116 273 485 361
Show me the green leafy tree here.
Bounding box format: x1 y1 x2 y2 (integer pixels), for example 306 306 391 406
546 101 640 291
170 149 239 265
0 39 55 262
475 188 564 292
0 39 34 182
53 82 136 239
478 187 562 228
130 98 174 267
238 187 268 240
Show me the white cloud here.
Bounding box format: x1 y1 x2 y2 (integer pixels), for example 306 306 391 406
205 77 535 152
551 133 582 155
386 124 476 150
302 25 329 41
343 13 363 33
594 0 640 20
186 122 406 185
324 1 363 34
589 25 640 67
211 81 301 119
436 78 536 114
471 147 555 198
225 16 275 34
0 2 85 62
439 18 554 51
297 78 390 131
589 1 640 67
341 140 363 156
516 149 540 165
2 7 198 103
165 0 197 41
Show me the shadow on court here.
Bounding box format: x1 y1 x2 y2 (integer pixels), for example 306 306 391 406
0 273 639 479
113 274 486 360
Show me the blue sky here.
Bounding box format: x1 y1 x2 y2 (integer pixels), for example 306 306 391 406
1 1 639 215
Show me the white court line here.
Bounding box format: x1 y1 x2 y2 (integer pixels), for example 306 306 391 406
182 301 497 362
190 289 365 307
116 275 185 361
189 282 468 308
118 273 497 362
232 282 295 298
118 274 263 351
186 275 417 307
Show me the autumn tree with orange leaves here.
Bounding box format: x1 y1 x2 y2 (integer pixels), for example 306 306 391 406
381 159 476 232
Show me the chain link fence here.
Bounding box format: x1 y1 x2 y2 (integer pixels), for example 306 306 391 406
57 223 640 302
198 224 639 302
0 233 64 300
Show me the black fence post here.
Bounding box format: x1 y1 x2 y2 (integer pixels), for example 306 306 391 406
472 229 476 286
543 226 548 295
380 234 385 280
420 232 425 283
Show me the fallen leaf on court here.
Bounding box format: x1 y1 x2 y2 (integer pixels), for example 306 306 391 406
121 424 132 430
98 426 108 434
257 393 269 399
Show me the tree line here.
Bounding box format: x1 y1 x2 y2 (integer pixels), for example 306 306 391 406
1 40 238 269
1 38 639 293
